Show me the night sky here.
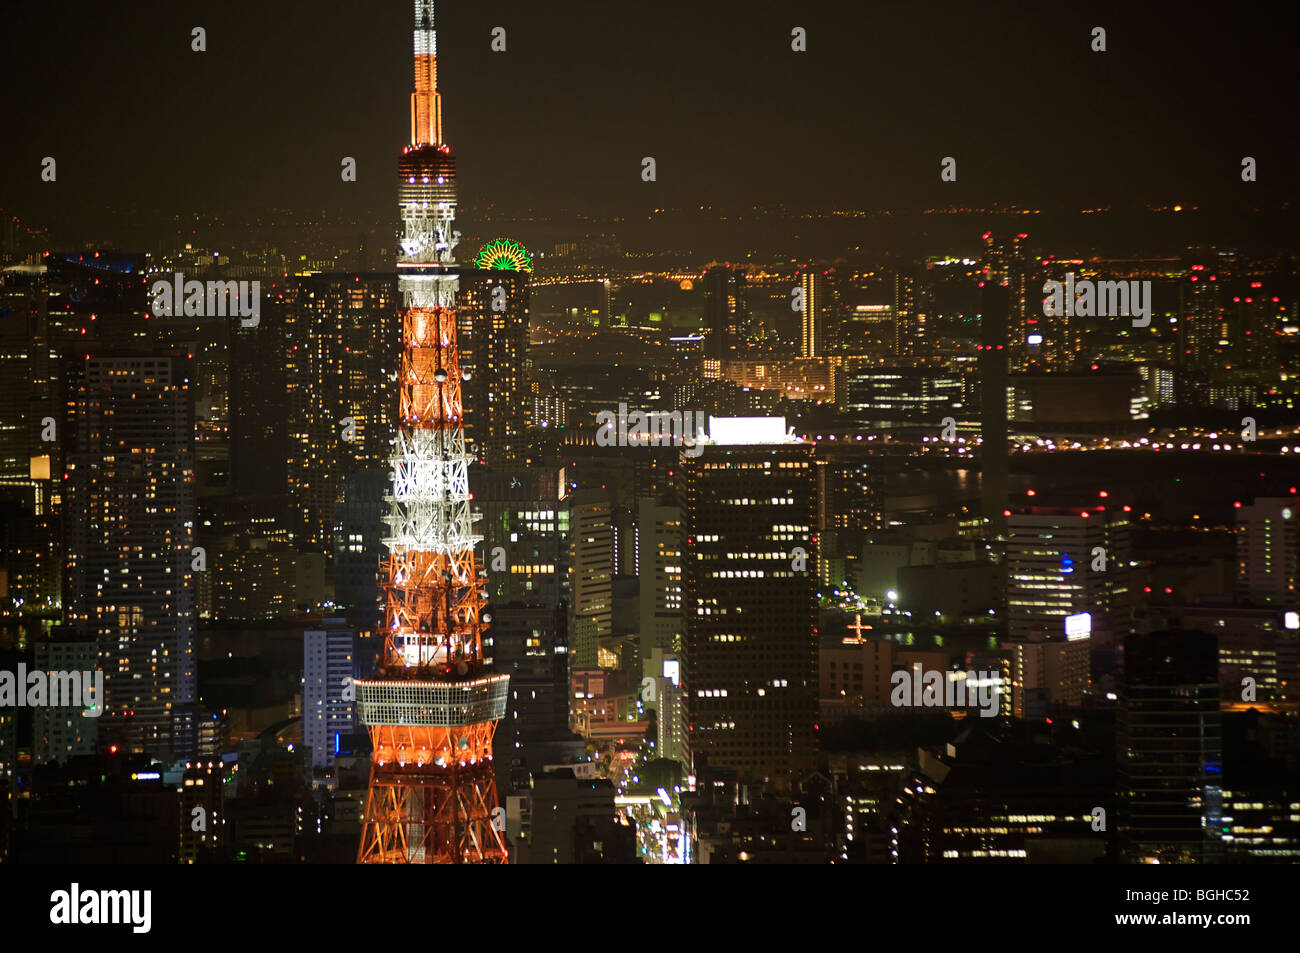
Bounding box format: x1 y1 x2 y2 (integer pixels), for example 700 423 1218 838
4 0 1299 241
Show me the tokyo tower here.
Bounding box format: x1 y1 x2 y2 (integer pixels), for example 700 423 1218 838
354 0 510 864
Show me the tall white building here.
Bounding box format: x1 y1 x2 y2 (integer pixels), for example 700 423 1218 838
1006 505 1131 641
304 619 356 771
1235 496 1298 606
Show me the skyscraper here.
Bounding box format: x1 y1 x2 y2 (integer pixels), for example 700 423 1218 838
1235 496 1298 606
1178 266 1227 377
637 499 683 658
569 489 614 647
353 0 509 864
681 419 818 789
0 259 112 615
283 274 398 552
816 447 881 532
799 267 830 359
702 264 747 363
490 601 572 796
472 466 569 608
333 468 391 612
230 295 287 496
1006 505 1132 642
1232 288 1281 379
1118 629 1222 864
891 272 919 362
64 353 197 761
33 635 100 764
457 246 532 467
982 232 1035 371
979 279 1010 533
304 619 357 772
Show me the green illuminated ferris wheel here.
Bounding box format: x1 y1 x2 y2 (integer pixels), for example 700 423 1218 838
475 238 533 272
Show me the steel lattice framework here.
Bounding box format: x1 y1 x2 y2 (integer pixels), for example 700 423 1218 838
355 0 509 865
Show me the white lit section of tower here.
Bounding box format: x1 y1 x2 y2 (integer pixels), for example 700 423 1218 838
385 0 474 672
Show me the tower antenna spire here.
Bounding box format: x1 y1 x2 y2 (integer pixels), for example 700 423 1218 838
411 0 443 146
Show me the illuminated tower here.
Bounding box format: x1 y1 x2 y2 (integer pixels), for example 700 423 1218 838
355 0 510 864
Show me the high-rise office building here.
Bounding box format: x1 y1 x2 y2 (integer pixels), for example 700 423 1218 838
303 619 357 772
1178 267 1227 377
702 264 747 362
891 272 920 361
1002 635 1091 719
841 365 965 425
283 273 398 551
332 469 390 613
643 647 684 764
149 291 231 466
457 248 532 466
230 297 287 496
979 280 1010 532
1118 629 1222 864
1235 496 1298 606
815 447 881 533
0 482 59 617
1006 505 1132 642
1231 288 1281 379
178 760 225 863
64 353 197 761
569 490 614 643
896 720 1109 864
523 768 634 864
473 466 569 608
0 259 114 614
799 267 830 359
1037 271 1088 372
681 419 818 788
0 707 15 783
982 232 1035 371
637 499 682 658
32 636 100 764
0 266 45 483
491 602 571 796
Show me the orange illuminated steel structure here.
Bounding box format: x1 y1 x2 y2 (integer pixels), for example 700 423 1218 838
410 0 442 148
354 0 509 864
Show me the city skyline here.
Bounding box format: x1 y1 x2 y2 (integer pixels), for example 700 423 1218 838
1 0 1299 885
